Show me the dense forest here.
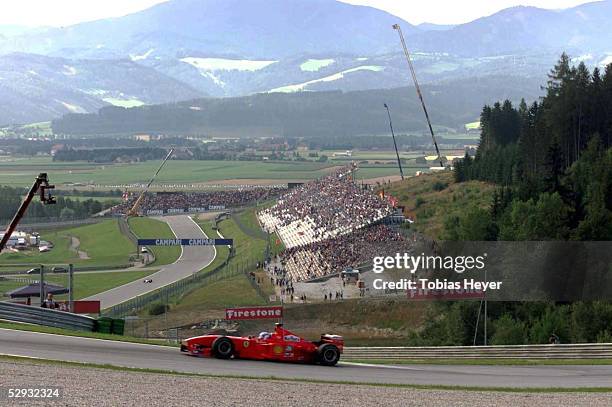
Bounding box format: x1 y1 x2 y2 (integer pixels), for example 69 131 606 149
0 187 116 222
452 54 612 241
50 76 543 137
426 55 612 346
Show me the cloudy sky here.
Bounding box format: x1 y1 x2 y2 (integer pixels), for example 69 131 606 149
0 0 596 27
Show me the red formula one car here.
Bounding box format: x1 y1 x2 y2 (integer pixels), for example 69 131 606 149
180 323 343 366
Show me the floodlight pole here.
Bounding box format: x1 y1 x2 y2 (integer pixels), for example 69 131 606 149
392 24 444 168
384 103 405 180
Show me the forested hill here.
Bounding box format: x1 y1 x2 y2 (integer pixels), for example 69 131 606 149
51 76 543 136
452 54 612 241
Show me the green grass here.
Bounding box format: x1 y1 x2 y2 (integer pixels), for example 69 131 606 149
0 279 27 298
1 269 157 299
195 219 229 271
167 211 268 313
72 220 135 266
173 273 266 311
0 322 175 346
63 195 122 203
0 220 133 267
45 270 158 299
1 354 610 393
128 217 181 266
384 171 496 239
0 158 344 188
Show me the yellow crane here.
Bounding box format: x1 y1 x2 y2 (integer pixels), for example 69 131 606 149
126 148 174 217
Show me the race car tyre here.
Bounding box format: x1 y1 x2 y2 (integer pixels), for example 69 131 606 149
317 344 340 366
212 336 234 359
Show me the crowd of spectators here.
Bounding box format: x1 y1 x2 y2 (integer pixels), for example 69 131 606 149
280 224 408 282
258 165 393 247
111 187 285 215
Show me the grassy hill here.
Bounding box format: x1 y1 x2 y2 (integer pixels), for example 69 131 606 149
0 220 134 268
384 171 496 239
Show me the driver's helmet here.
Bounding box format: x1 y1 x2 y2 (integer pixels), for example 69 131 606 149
258 331 272 340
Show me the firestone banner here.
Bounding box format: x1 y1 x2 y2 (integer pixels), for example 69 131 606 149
225 306 283 320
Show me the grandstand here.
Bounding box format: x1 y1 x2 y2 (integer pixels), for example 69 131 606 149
258 165 394 249
259 165 407 285
111 187 285 216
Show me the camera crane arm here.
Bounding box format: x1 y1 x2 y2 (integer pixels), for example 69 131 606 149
0 173 56 253
127 148 174 217
392 24 444 168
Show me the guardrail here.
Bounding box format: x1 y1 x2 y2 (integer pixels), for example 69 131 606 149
342 343 612 360
0 301 95 331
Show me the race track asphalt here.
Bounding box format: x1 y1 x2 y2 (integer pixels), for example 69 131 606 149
1 329 610 389
83 215 215 309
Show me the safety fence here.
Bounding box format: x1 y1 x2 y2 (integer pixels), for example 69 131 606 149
0 301 95 331
342 343 612 360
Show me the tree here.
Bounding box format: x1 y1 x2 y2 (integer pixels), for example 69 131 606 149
499 193 570 240
491 314 527 345
444 206 498 241
59 207 76 220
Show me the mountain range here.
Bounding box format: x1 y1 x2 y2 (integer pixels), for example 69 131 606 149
1 0 611 125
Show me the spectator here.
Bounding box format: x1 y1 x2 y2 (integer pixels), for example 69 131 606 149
43 293 56 309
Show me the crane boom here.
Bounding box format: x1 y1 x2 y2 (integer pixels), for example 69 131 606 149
392 24 444 168
0 173 55 253
384 103 405 180
127 148 174 217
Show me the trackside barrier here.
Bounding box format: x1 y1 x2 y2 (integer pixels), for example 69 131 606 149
342 344 612 360
0 301 95 331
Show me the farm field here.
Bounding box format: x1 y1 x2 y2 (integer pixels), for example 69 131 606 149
0 220 134 268
0 157 406 189
0 158 341 188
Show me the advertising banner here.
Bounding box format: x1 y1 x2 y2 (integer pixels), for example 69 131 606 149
56 300 101 314
225 306 283 320
138 238 233 246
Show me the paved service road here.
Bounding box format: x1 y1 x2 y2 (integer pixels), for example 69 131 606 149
0 329 610 389
84 215 215 309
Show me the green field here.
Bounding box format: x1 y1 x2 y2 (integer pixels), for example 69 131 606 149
1 269 157 300
63 195 122 203
173 273 265 311
0 157 415 189
160 210 269 318
128 217 181 266
45 270 157 299
384 171 495 239
0 158 347 188
0 220 134 267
